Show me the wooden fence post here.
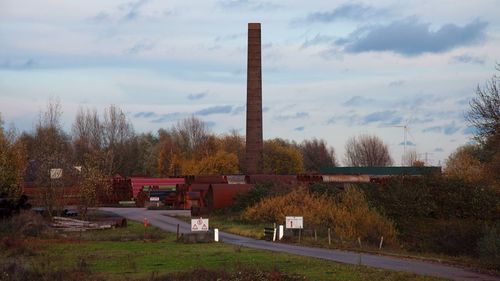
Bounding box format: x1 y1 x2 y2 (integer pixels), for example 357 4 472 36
328 228 331 245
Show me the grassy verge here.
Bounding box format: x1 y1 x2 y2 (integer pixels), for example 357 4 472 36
201 214 500 275
1 218 446 281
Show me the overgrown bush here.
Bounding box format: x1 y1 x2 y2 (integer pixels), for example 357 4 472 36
398 218 482 256
361 175 500 221
232 182 292 212
241 186 396 245
359 175 500 257
0 211 48 257
0 210 47 238
308 182 342 198
477 223 500 258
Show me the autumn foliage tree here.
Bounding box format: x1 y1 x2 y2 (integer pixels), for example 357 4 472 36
0 115 27 197
263 139 304 174
445 145 489 183
78 151 110 219
182 150 239 175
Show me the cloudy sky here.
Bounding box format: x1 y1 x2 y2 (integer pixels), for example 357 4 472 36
1 0 499 166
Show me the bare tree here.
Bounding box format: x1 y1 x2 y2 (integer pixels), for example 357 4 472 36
31 98 74 216
101 105 135 176
403 148 419 166
72 107 102 164
102 105 133 149
172 116 210 159
344 134 393 167
466 63 500 144
300 138 337 172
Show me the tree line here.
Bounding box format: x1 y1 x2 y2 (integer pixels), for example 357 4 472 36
1 99 400 197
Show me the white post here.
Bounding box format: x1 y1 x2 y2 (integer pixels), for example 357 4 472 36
214 228 219 242
278 225 284 240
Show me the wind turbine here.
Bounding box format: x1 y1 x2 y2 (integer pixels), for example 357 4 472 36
387 119 415 166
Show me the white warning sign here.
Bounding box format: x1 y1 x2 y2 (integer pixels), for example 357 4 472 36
191 217 209 232
285 216 303 229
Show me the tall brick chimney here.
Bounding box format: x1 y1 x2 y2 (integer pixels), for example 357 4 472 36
245 23 263 174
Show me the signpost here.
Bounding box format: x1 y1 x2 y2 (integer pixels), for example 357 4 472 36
191 217 209 232
50 168 63 179
285 216 303 229
286 216 303 244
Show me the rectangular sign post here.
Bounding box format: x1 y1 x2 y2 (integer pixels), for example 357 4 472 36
285 216 303 229
50 168 63 179
191 217 209 232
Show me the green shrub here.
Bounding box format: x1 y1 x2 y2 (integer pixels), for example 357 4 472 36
361 175 500 221
398 219 482 256
308 182 342 198
232 182 291 212
477 223 500 258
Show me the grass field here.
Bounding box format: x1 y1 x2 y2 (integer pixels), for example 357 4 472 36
0 218 447 281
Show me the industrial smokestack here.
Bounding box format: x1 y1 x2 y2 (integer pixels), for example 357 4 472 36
245 23 263 174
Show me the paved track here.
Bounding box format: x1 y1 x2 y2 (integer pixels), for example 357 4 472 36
101 208 499 281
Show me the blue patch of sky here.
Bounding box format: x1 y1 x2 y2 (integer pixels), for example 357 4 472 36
422 126 442 133
294 126 305 131
451 54 485 65
443 122 461 135
399 141 416 146
275 112 309 121
195 105 233 116
388 80 405 87
463 126 478 135
134 111 157 118
362 110 397 124
302 3 388 23
188 92 208 101
231 105 245 115
301 34 335 48
151 112 185 123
